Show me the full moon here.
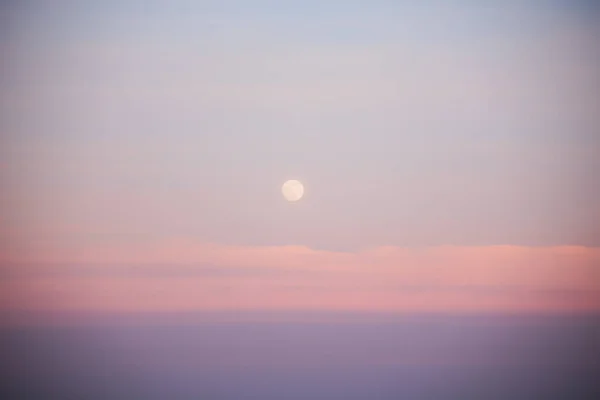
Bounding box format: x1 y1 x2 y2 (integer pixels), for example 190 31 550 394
282 180 304 202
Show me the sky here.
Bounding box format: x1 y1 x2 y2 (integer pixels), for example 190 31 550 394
1 0 599 316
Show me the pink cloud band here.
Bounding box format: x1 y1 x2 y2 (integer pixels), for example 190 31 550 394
2 241 598 313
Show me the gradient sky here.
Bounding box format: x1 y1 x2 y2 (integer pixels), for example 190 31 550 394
1 1 599 315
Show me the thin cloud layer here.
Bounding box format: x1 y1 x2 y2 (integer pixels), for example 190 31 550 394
2 241 598 313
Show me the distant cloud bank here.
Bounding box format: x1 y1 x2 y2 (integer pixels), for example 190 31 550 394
2 241 598 314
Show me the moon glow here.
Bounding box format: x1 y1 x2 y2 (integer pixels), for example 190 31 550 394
282 180 304 202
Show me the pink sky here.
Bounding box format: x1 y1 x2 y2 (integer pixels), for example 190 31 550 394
3 241 599 313
1 2 599 319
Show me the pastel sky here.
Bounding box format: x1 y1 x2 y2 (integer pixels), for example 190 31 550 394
1 0 599 315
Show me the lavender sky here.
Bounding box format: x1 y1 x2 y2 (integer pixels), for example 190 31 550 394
1 1 599 315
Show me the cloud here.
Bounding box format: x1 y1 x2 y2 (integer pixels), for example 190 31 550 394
1 241 598 313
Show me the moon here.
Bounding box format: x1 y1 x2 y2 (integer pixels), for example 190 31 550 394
282 180 304 202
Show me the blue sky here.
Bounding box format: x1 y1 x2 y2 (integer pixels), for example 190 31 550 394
2 0 599 252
